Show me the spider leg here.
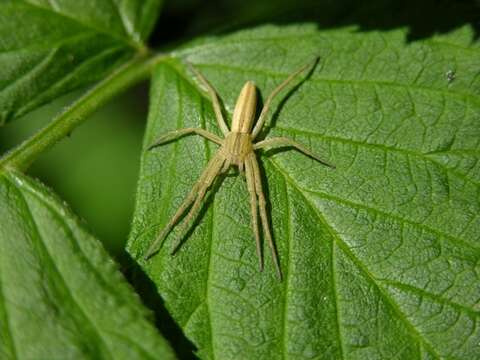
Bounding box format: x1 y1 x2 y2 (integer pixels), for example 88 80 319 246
170 152 226 254
238 161 245 173
251 153 283 280
244 154 263 272
221 158 232 173
148 128 223 150
251 57 318 139
187 62 230 136
254 137 335 168
144 152 225 260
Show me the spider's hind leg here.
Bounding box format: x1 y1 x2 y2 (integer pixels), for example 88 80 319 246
249 153 283 280
170 152 226 254
245 154 263 272
144 152 225 259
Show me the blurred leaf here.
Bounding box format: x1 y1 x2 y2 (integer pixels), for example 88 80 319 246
0 170 175 359
129 24 480 359
0 0 163 125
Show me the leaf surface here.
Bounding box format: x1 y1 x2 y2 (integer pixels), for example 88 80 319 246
0 170 175 359
129 24 480 359
0 0 162 124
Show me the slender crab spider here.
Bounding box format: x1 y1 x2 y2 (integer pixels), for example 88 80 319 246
144 57 334 279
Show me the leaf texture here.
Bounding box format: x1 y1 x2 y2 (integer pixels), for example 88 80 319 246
0 0 163 124
128 24 480 359
0 171 175 359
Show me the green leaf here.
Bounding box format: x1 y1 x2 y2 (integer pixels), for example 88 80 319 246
0 171 175 359
0 0 163 125
128 24 480 359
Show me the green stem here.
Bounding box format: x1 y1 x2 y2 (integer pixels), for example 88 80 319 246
0 52 168 172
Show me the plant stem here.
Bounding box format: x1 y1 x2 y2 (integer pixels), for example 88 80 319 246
0 52 168 172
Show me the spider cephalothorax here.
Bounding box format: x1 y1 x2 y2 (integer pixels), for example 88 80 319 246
144 58 334 279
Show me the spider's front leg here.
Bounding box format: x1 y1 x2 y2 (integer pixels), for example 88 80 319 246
188 62 230 135
169 151 226 254
148 128 223 149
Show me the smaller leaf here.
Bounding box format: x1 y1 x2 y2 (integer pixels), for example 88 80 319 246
0 171 175 360
0 0 164 125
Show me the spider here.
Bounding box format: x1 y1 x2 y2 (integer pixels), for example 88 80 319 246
144 57 334 279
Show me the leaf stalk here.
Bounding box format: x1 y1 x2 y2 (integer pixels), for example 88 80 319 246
0 52 169 172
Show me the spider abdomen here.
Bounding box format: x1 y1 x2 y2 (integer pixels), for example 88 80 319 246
231 81 257 133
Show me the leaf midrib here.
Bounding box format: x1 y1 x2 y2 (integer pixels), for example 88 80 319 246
12 178 114 359
267 159 480 317
267 159 441 359
271 156 480 258
0 252 18 359
9 173 162 359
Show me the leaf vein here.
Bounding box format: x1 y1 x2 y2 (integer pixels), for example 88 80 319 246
195 63 480 106
275 126 480 188
17 183 158 359
108 0 138 43
17 1 139 48
12 180 114 359
380 280 480 317
17 45 128 117
331 238 345 359
281 176 292 359
0 47 59 96
0 31 99 55
268 161 441 359
282 161 480 253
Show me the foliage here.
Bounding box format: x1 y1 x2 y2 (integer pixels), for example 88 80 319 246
0 0 479 359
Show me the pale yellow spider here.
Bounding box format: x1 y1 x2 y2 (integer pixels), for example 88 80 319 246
144 58 334 279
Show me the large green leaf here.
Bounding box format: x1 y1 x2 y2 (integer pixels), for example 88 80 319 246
0 0 162 124
0 171 175 359
128 24 480 359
